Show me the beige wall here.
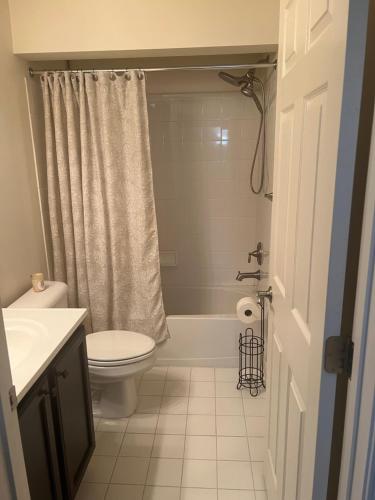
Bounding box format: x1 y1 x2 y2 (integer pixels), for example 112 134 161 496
8 0 278 60
0 0 47 305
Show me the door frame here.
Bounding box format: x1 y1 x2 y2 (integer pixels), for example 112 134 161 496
0 303 30 499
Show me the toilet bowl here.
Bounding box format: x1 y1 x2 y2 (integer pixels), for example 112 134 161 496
86 330 156 418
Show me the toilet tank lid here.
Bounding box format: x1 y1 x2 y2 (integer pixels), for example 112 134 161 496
9 281 68 308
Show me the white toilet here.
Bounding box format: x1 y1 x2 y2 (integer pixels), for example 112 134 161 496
9 281 157 418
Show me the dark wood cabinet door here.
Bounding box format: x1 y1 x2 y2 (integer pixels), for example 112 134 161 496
18 376 63 500
51 328 95 499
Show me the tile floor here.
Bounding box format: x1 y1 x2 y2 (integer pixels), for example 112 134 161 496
77 366 267 500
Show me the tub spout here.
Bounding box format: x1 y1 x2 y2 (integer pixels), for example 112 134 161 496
236 270 266 281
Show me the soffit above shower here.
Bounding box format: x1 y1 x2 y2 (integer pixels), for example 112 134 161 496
8 0 279 60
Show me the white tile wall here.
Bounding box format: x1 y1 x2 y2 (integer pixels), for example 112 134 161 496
148 93 261 314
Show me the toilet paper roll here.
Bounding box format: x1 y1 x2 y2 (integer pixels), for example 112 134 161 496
236 297 261 324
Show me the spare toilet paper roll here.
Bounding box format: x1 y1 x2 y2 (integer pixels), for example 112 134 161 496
236 297 261 324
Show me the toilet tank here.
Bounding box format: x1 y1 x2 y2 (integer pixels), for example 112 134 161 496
9 281 69 308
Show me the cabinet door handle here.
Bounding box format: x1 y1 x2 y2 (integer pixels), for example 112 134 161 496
56 369 69 379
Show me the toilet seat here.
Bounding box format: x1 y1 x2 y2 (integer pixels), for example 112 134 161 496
86 330 156 367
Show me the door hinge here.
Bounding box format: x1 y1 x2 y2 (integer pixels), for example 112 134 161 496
324 336 354 378
9 385 17 411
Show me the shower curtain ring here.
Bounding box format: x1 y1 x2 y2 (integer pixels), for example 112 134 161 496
110 71 116 81
92 71 98 81
125 70 131 81
137 70 144 80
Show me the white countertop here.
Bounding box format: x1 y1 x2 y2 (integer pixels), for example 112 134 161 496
2 308 87 402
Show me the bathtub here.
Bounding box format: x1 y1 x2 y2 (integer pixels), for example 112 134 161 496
157 286 260 367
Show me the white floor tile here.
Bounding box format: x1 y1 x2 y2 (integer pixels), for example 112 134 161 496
255 491 268 500
248 437 266 461
242 389 267 399
94 432 123 456
139 381 165 396
216 382 241 398
217 436 250 461
146 458 183 487
120 433 154 457
191 367 215 381
76 482 108 500
215 368 238 382
216 416 247 436
217 460 254 490
152 434 185 458
156 414 187 434
216 398 244 416
186 415 216 436
143 366 168 381
105 484 143 500
251 462 266 490
96 418 128 433
164 380 190 396
190 381 216 397
111 456 149 485
83 455 116 483
182 460 217 488
143 486 180 500
184 435 217 460
245 417 266 436
243 398 266 417
160 397 189 414
137 396 162 414
188 397 215 415
167 366 192 380
218 490 256 500
181 488 218 499
127 414 158 434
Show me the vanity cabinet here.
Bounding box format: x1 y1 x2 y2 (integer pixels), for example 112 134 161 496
18 326 95 500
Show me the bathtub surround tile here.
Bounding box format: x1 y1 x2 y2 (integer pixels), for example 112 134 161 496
184 435 217 460
94 432 123 456
105 484 144 500
182 459 217 488
120 433 154 457
167 366 191 380
186 415 216 436
96 418 128 433
143 366 168 381
127 414 158 434
160 396 189 414
164 380 190 397
156 414 187 434
216 416 247 436
139 381 165 396
218 490 256 500
216 382 241 398
191 367 215 381
83 455 116 483
215 398 244 416
248 437 266 461
188 397 216 415
152 434 185 458
181 488 218 500
143 486 180 500
245 417 266 437
76 482 108 500
251 462 266 490
190 381 216 397
137 396 162 414
217 436 250 461
111 456 150 485
243 398 267 417
146 458 183 487
215 368 239 382
217 460 254 490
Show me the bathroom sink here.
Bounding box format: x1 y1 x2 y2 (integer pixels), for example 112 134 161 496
4 318 48 370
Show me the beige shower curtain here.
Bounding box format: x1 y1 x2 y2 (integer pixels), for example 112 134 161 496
41 70 168 343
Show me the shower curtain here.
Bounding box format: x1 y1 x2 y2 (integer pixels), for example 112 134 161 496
41 70 169 343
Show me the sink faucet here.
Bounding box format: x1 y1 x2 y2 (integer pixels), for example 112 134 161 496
236 269 266 281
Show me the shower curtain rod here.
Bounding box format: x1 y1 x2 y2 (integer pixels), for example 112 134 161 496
28 61 277 77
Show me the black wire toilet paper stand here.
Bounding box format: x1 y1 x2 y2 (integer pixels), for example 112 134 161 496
237 299 266 397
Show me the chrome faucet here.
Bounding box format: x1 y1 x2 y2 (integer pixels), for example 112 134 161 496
236 269 266 281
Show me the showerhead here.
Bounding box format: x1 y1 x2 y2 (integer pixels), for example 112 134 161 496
218 70 255 88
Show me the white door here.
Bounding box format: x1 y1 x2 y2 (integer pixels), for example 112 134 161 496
265 0 354 499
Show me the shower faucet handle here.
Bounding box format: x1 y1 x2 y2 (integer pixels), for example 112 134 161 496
248 242 264 266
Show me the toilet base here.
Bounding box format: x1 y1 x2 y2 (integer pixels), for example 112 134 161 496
99 378 138 418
